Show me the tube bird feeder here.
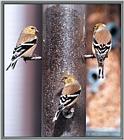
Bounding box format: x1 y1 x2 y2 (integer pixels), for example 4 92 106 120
42 4 86 137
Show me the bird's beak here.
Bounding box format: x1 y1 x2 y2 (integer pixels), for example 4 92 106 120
36 29 39 33
60 77 65 83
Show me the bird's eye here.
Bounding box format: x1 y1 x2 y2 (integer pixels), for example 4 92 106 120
93 26 96 31
63 77 67 80
31 27 34 29
94 24 100 31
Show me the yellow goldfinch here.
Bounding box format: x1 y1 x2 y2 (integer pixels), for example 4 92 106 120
6 26 39 71
53 73 81 122
92 23 112 78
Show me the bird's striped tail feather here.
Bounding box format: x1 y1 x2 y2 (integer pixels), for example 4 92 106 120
6 60 17 71
98 66 104 79
52 110 62 122
52 105 64 122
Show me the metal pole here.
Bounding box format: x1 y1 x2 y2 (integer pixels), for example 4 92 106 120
42 4 86 137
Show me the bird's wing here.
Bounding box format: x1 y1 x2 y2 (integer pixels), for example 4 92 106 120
11 34 37 61
93 37 112 56
16 33 37 47
59 89 81 108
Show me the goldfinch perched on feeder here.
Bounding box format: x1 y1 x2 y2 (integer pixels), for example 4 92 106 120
92 23 112 78
53 73 81 122
6 26 39 71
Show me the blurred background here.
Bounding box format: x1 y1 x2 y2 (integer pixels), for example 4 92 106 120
4 3 121 137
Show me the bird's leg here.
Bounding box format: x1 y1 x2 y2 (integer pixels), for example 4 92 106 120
23 57 27 62
62 107 75 119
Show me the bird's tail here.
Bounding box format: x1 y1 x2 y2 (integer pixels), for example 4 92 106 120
52 110 62 122
52 105 64 122
98 64 104 79
6 60 17 71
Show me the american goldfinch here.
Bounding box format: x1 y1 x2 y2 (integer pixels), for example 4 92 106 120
53 73 81 122
6 26 39 71
92 23 112 78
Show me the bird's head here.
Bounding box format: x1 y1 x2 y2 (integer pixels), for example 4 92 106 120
61 73 76 85
93 23 106 32
23 26 39 34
